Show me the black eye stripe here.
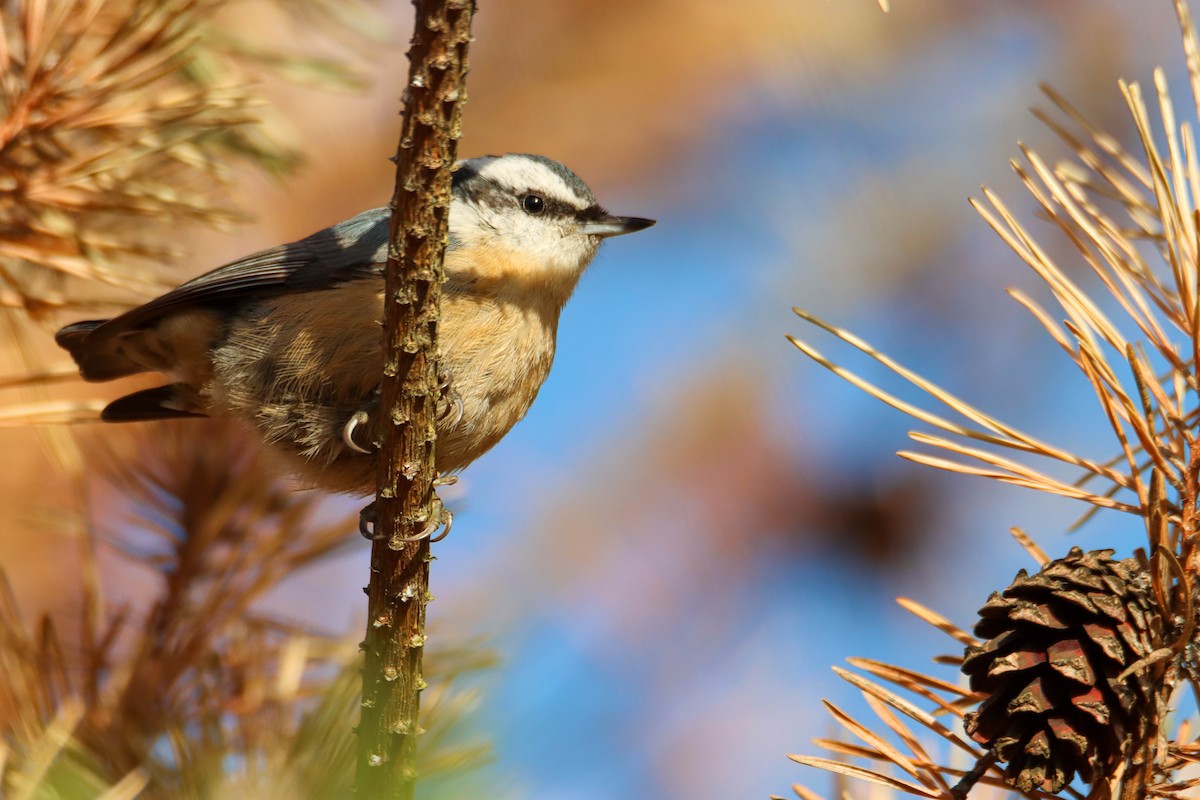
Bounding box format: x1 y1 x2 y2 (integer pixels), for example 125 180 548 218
453 172 599 221
534 197 570 217
577 204 609 222
520 195 592 220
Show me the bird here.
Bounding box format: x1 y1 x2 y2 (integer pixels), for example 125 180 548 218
56 153 655 506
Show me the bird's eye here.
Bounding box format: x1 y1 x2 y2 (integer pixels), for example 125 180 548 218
522 194 545 214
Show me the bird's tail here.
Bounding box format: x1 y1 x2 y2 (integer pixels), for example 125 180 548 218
55 319 142 381
101 385 206 422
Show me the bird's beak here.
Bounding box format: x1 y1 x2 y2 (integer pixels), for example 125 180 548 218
579 216 656 238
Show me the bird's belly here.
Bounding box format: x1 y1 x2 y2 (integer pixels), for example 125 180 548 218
435 296 557 472
202 282 557 494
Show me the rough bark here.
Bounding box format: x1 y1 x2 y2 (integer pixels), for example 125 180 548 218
356 2 473 797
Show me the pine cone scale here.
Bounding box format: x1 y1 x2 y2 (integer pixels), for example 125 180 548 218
1046 639 1094 684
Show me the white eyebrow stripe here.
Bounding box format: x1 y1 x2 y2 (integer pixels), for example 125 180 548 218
475 156 589 209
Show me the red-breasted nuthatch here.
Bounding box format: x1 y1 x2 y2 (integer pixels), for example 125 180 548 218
56 154 655 498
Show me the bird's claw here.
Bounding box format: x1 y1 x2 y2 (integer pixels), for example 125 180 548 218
436 368 464 427
399 498 453 543
437 388 464 427
359 500 376 539
343 410 373 455
357 496 453 544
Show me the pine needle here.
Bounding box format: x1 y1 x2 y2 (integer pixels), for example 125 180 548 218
787 7 1200 796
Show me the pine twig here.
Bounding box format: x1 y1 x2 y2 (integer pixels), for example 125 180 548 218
356 2 474 798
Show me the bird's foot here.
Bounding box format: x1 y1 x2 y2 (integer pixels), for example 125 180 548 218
357 495 453 544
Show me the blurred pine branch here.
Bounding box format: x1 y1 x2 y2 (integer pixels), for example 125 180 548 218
0 3 496 797
0 0 380 323
0 421 494 798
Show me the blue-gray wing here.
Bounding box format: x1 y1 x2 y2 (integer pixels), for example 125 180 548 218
95 207 391 334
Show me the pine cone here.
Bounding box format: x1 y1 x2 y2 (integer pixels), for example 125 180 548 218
961 547 1161 793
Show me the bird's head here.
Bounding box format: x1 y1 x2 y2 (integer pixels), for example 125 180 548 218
448 154 654 296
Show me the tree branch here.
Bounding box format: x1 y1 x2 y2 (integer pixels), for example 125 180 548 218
356 2 474 797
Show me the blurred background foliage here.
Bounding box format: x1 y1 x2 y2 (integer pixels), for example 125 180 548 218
0 0 1191 798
